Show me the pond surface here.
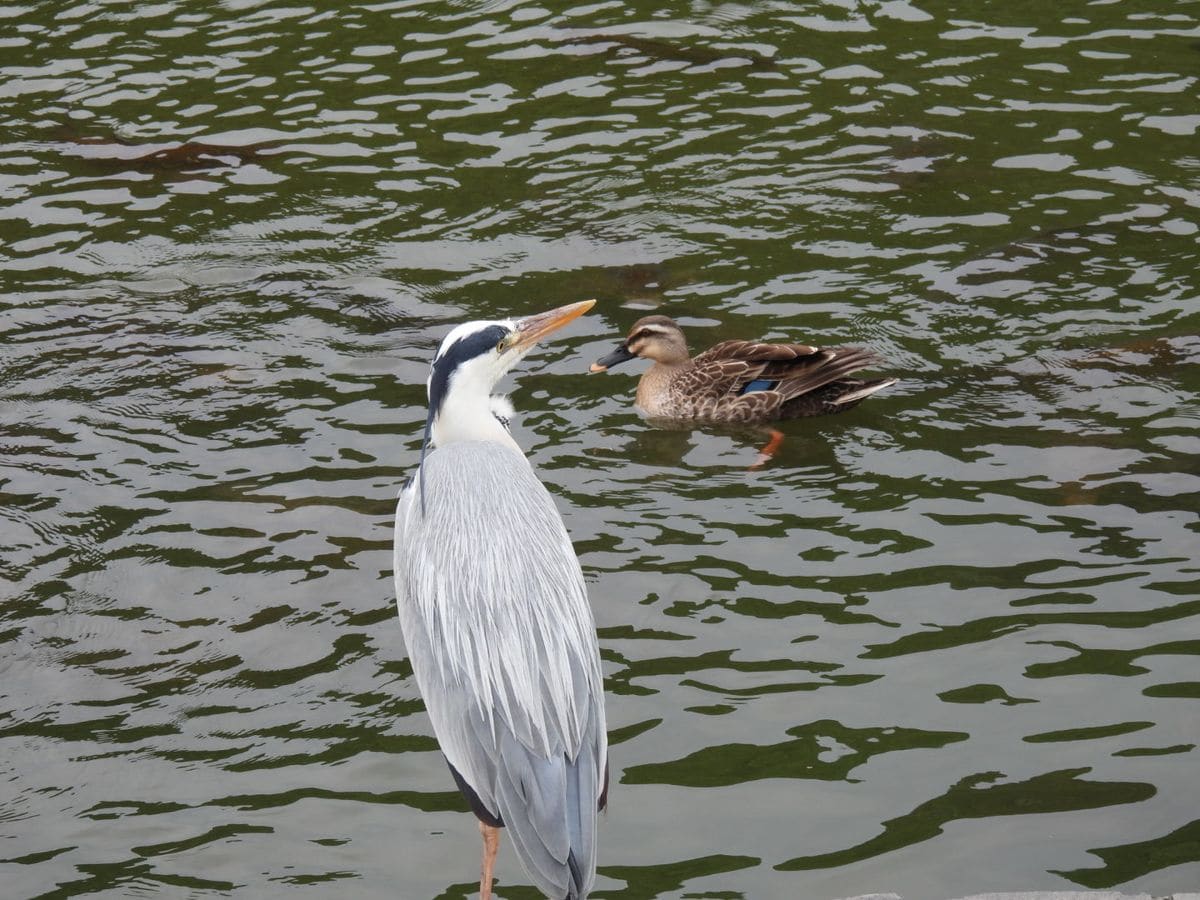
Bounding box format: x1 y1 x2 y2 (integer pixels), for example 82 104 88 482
2 1 1199 898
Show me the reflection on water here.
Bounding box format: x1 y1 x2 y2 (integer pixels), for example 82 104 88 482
2 1 1199 898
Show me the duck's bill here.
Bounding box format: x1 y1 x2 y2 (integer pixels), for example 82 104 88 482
514 299 596 350
589 343 637 372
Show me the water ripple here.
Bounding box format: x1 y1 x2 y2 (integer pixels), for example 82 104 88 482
2 1 1198 897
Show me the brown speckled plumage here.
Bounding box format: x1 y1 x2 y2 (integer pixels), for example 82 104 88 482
593 315 896 424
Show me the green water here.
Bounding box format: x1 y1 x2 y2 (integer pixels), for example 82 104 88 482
1 1 1198 898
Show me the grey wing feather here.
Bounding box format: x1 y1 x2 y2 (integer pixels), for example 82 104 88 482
394 441 607 899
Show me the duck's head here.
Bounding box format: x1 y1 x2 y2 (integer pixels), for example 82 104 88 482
590 315 689 371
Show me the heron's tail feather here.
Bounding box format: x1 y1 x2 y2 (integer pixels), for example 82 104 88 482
495 730 599 899
563 733 600 898
566 850 584 899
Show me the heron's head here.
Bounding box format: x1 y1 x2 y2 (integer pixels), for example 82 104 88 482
590 315 689 372
419 299 594 463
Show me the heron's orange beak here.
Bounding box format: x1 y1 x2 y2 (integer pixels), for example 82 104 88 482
512 299 595 351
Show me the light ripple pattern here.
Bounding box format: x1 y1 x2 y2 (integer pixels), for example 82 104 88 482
1 1 1198 898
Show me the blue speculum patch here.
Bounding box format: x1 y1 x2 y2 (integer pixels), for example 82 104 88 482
739 378 777 394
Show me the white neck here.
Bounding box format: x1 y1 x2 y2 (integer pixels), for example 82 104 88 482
430 388 523 455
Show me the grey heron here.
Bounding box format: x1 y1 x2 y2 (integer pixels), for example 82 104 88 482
394 299 607 899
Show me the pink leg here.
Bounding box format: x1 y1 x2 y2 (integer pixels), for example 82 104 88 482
479 821 500 899
750 428 784 469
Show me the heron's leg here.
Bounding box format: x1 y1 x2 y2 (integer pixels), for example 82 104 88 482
750 427 784 469
479 820 500 899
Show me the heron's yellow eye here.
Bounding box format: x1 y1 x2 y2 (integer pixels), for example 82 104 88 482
496 339 506 352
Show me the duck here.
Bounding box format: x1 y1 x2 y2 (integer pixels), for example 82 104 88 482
590 315 896 463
